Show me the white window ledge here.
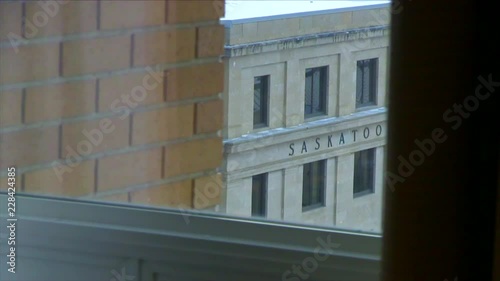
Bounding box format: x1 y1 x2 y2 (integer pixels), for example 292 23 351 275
0 193 381 281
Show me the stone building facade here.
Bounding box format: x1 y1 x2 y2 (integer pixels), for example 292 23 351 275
219 1 391 232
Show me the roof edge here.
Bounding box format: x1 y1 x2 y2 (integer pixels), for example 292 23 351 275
220 2 390 27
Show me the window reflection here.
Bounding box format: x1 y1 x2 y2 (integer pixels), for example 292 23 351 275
253 75 269 128
251 173 267 217
354 148 376 197
304 66 328 117
356 58 379 108
302 160 326 210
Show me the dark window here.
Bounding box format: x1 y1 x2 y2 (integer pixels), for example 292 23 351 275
253 75 269 128
304 66 328 117
302 160 326 210
353 148 376 197
252 173 267 217
356 58 378 108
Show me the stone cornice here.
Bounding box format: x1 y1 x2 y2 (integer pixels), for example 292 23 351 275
224 25 390 58
224 107 387 153
222 108 388 179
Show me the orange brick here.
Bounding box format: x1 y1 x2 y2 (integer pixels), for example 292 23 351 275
0 2 22 42
212 0 225 19
98 71 164 112
193 173 222 209
166 0 224 23
133 29 195 67
132 104 194 145
166 62 224 101
0 90 23 128
25 1 97 38
100 1 165 30
0 43 60 85
62 35 130 77
25 80 96 123
0 126 59 170
0 175 21 191
197 25 225 58
130 180 193 208
97 148 162 191
24 160 95 197
98 192 129 203
61 116 129 158
196 99 223 134
164 137 222 177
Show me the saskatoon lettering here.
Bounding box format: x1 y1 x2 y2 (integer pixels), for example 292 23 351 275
288 125 382 156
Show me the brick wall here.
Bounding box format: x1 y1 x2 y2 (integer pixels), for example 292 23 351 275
0 0 225 210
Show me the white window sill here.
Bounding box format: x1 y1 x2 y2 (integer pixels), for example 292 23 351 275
0 193 382 281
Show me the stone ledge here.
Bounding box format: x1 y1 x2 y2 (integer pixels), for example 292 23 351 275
225 25 389 57
224 107 387 153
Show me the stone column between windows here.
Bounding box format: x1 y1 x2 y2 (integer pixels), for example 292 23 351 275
266 170 284 220
283 166 303 221
223 177 252 217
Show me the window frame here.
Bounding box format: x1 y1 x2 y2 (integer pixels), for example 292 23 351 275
304 66 329 119
356 58 379 108
302 160 326 211
353 148 376 198
253 75 270 129
0 2 392 279
251 173 268 217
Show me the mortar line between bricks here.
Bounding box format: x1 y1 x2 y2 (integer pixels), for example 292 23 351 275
0 58 220 92
58 42 63 76
81 169 220 200
161 146 166 179
129 114 133 146
189 179 195 208
194 26 200 58
95 79 100 112
21 2 26 38
20 88 26 123
0 94 221 134
193 100 198 134
163 70 168 101
0 20 221 49
94 160 99 195
164 0 169 25
96 0 101 30
0 132 220 177
20 174 25 192
130 34 135 67
58 124 63 159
